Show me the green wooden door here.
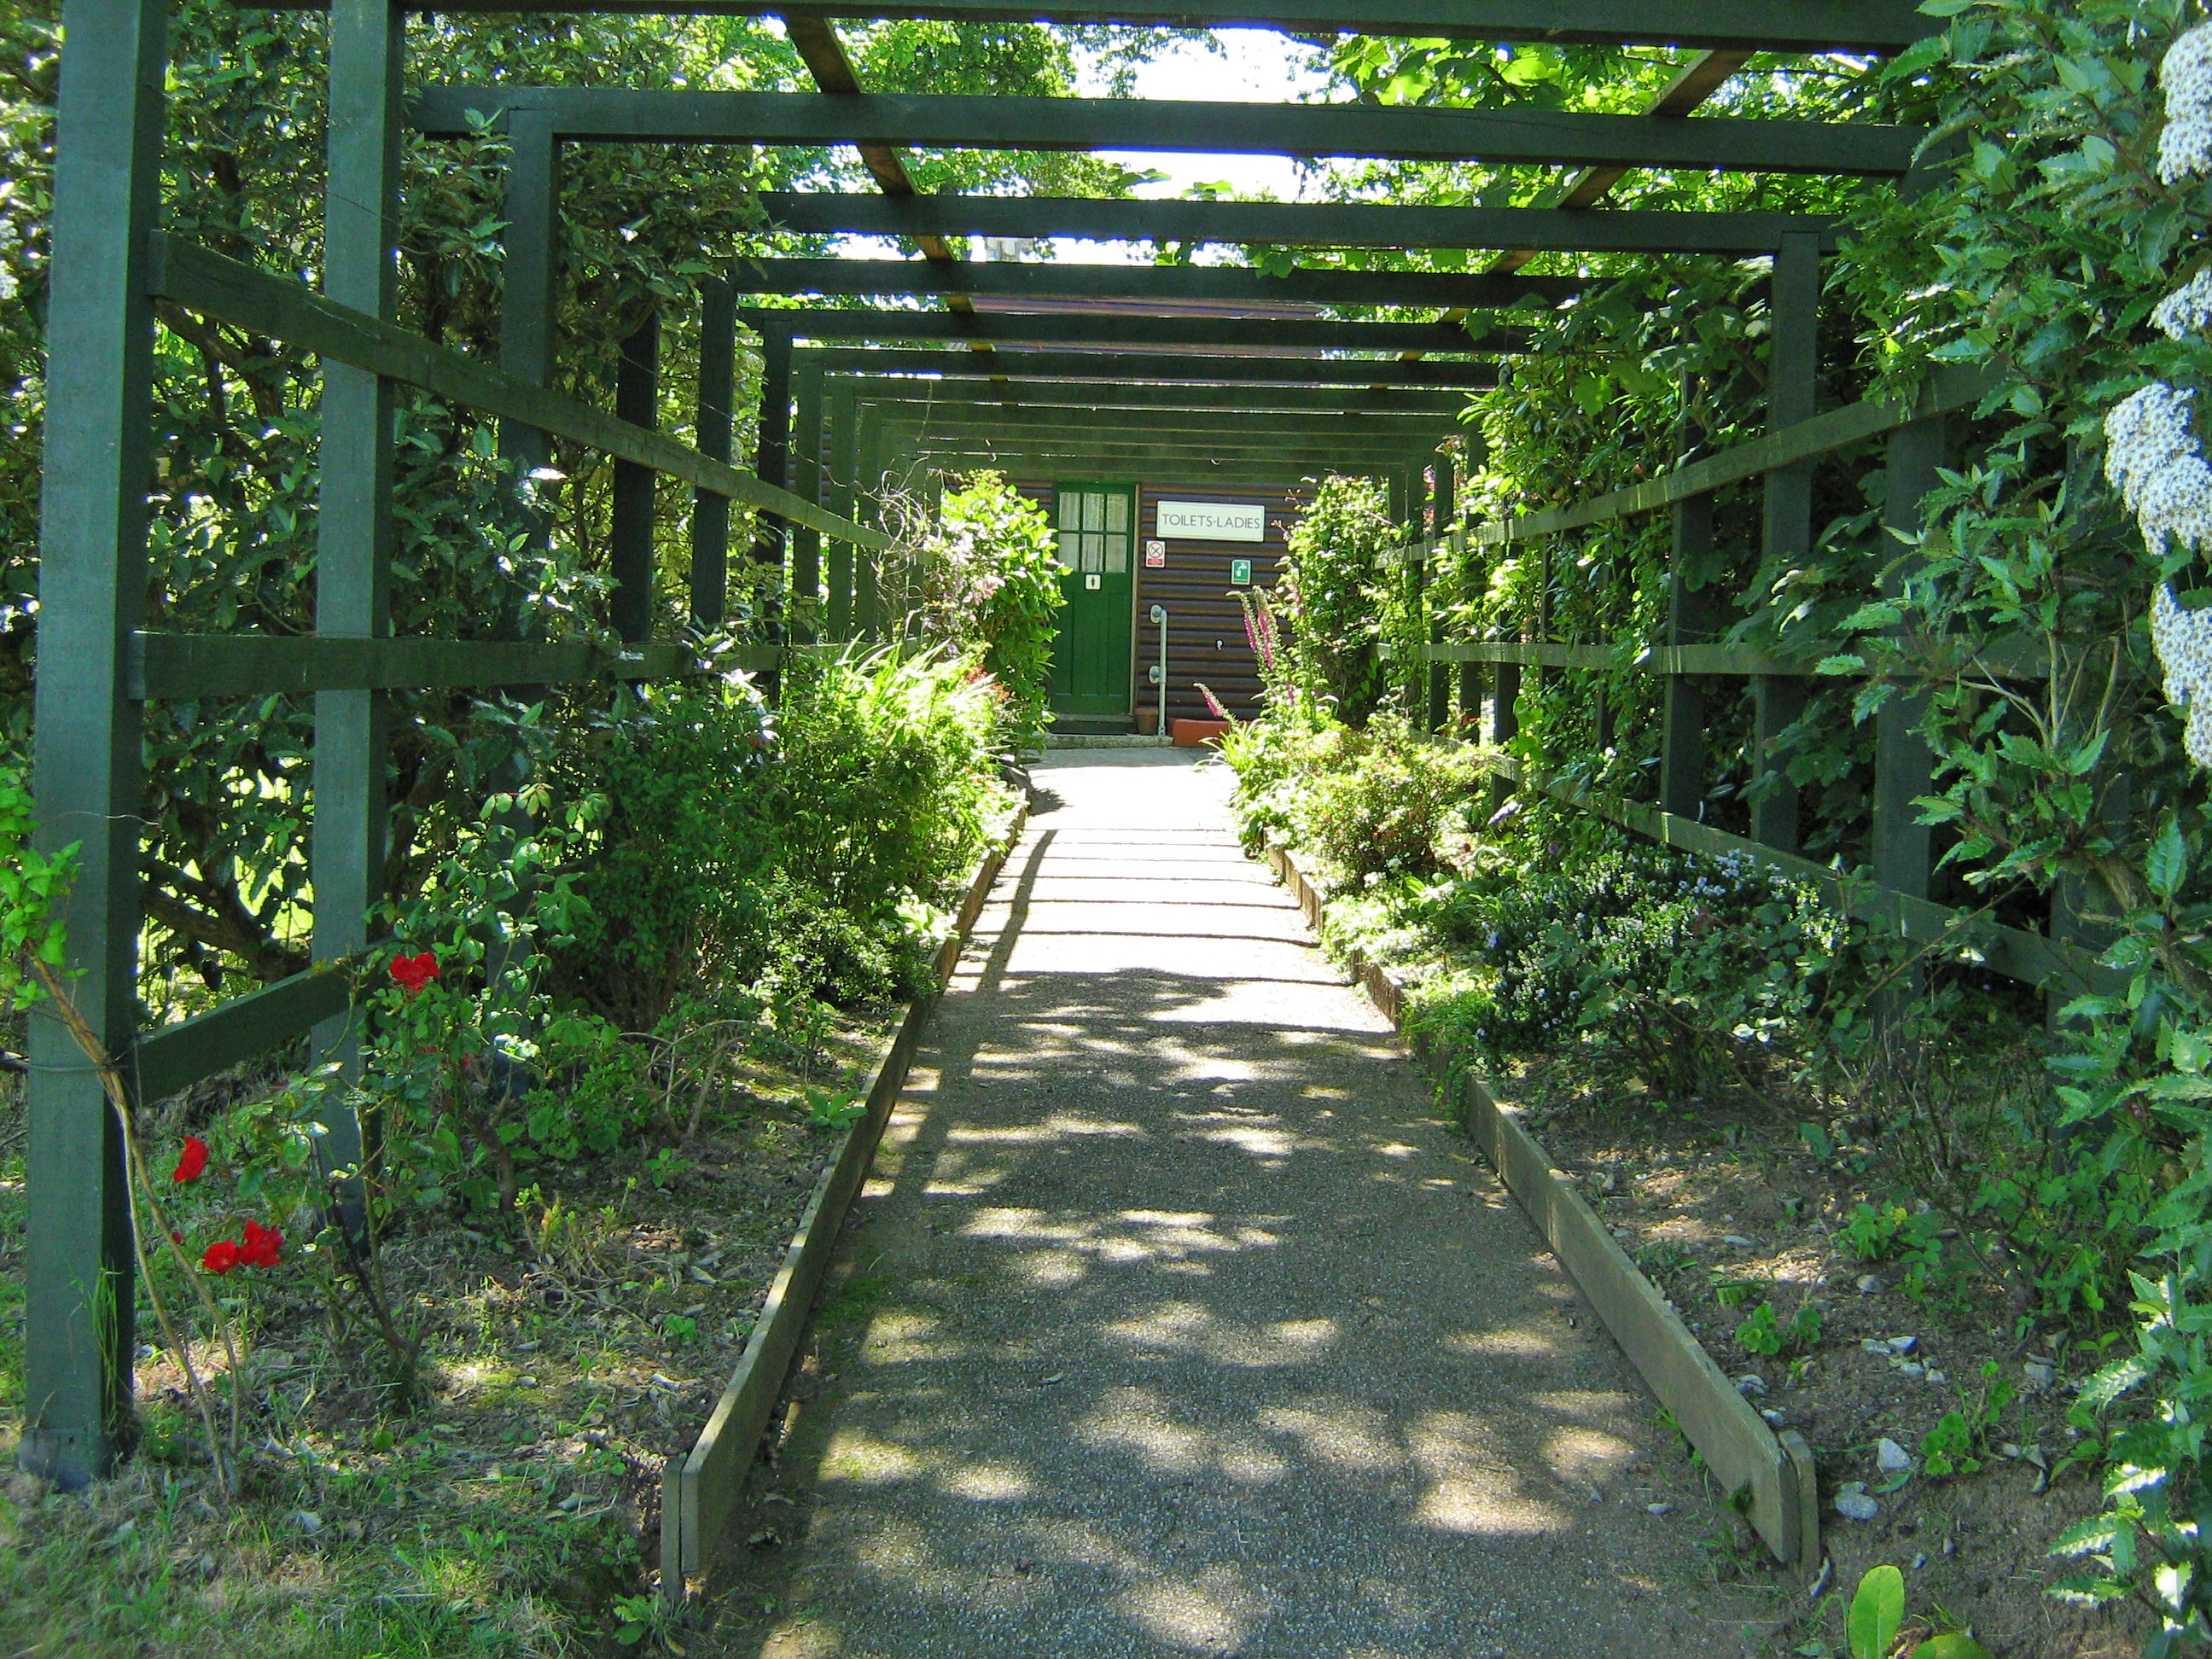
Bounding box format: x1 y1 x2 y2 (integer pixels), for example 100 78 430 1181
1048 482 1135 718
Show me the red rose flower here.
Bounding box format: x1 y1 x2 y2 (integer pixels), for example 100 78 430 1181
201 1239 242 1275
388 950 440 996
171 1135 209 1184
239 1220 284 1270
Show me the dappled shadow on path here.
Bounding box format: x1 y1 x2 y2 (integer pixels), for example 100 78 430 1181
721 768 1769 1659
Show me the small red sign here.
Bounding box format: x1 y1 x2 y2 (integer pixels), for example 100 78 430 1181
1144 549 1167 568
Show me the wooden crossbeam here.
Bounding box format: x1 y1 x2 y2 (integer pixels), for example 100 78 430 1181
364 3 1935 54
410 90 1925 178
754 192 1842 254
804 346 1495 385
826 377 1469 414
850 401 1457 434
748 307 1524 353
729 257 1582 310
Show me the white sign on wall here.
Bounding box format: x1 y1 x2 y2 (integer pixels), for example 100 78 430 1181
1155 499 1266 543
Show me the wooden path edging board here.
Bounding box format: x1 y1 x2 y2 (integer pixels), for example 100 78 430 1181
1263 843 1824 1576
661 800 1029 1598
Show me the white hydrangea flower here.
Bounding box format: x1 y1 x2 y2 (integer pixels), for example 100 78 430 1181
2107 382 2212 554
2157 268 2212 341
2164 25 2212 183
2152 585 2212 767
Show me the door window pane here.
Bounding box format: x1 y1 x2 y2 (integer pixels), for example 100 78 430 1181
1103 536 1127 574
1081 493 1105 533
1057 493 1081 531
1056 532 1079 571
1080 533 1105 573
1104 493 1129 533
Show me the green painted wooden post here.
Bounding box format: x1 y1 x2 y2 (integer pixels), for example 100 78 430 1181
308 0 404 1249
1753 230 1819 852
1455 523 1484 742
1660 389 1716 819
825 379 857 640
790 360 824 643
23 0 167 1487
610 310 658 645
754 329 793 634
1488 656 1521 815
1872 416 1947 900
855 402 882 640
1427 457 1454 733
498 110 561 511
690 278 734 628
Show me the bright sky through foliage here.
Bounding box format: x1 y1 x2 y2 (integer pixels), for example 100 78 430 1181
1083 29 1333 205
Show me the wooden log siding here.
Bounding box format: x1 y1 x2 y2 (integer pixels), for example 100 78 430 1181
1138 487 1303 725
1003 479 1303 726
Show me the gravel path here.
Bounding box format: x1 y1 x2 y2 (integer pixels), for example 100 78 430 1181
730 750 1776 1658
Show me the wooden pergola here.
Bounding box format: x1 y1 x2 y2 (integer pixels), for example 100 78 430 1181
32 0 1966 1576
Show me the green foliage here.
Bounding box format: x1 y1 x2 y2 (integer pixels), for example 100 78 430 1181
1924 1362 2015 1480
550 643 1006 1027
0 765 71 1011
1392 802 1846 1097
1279 477 1396 724
902 470 1066 748
1848 1564 1905 1659
1735 1301 1823 1360
1289 713 1488 886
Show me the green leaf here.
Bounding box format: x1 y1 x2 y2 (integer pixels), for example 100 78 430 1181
1841 601 1904 632
1912 1636 1994 1659
1848 1565 1905 1659
2149 816 2189 903
1815 655 1867 677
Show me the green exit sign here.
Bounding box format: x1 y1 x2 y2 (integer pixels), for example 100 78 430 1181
1229 558 1253 586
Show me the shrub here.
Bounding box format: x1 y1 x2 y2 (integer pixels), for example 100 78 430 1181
908 471 1065 748
1399 805 1846 1097
554 643 1008 1027
1288 713 1487 885
1278 475 1395 723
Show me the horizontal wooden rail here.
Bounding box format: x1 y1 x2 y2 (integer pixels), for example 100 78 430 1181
125 632 786 700
1481 752 2114 996
1470 366 2000 548
729 254 1583 311
754 191 1843 256
295 3 1938 55
1424 635 2050 682
752 307 1524 354
145 236 890 550
132 966 354 1105
806 346 1499 387
411 90 1926 178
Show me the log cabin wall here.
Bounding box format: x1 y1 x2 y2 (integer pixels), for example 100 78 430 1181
1135 484 1308 726
1008 478 1312 728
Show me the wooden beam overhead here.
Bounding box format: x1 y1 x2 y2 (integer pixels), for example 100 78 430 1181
850 399 1456 434
827 377 1470 414
377 3 1934 54
750 306 1524 352
727 257 1582 310
410 90 1924 178
805 346 1495 386
754 192 1841 255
